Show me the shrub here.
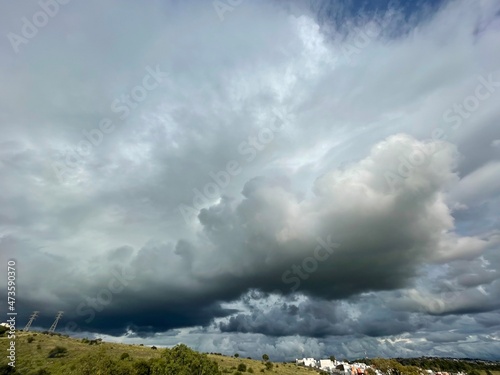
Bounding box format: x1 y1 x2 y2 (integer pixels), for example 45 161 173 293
120 352 130 360
30 369 51 375
151 345 157 350
237 363 247 372
0 364 16 374
0 326 8 336
36 344 41 350
47 346 68 358
262 354 269 362
133 360 151 375
157 344 220 374
77 350 131 375
265 362 273 370
248 368 254 373
234 372 242 375
27 336 34 343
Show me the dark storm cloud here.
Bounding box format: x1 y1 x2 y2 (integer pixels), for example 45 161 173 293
219 297 419 338
0 0 499 361
219 299 352 337
426 332 468 343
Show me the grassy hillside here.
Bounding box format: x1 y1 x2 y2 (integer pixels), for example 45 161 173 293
0 330 162 374
3 331 497 375
208 354 319 374
0 330 319 375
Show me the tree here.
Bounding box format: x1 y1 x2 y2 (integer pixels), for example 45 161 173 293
156 344 220 375
234 353 239 358
330 356 336 362
77 348 132 375
262 354 269 362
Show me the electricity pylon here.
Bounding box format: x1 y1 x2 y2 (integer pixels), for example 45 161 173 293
23 311 39 332
48 311 64 333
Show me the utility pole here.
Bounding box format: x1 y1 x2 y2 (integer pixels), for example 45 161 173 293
23 311 39 332
48 311 64 333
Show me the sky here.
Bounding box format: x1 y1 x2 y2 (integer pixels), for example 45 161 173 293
1 0 500 362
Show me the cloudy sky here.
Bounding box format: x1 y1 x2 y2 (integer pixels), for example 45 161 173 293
1 0 500 361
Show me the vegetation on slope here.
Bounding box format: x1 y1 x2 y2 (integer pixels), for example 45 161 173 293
1 329 498 375
0 331 319 375
0 331 218 375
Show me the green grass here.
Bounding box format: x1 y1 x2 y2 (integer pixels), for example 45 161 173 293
2 331 497 375
0 331 321 375
207 354 320 374
0 331 161 374
0 332 161 375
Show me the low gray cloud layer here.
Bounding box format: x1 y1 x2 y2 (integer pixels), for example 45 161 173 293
0 0 499 361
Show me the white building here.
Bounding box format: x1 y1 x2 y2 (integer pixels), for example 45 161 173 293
296 358 318 368
296 357 378 375
0 322 10 328
319 359 335 371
